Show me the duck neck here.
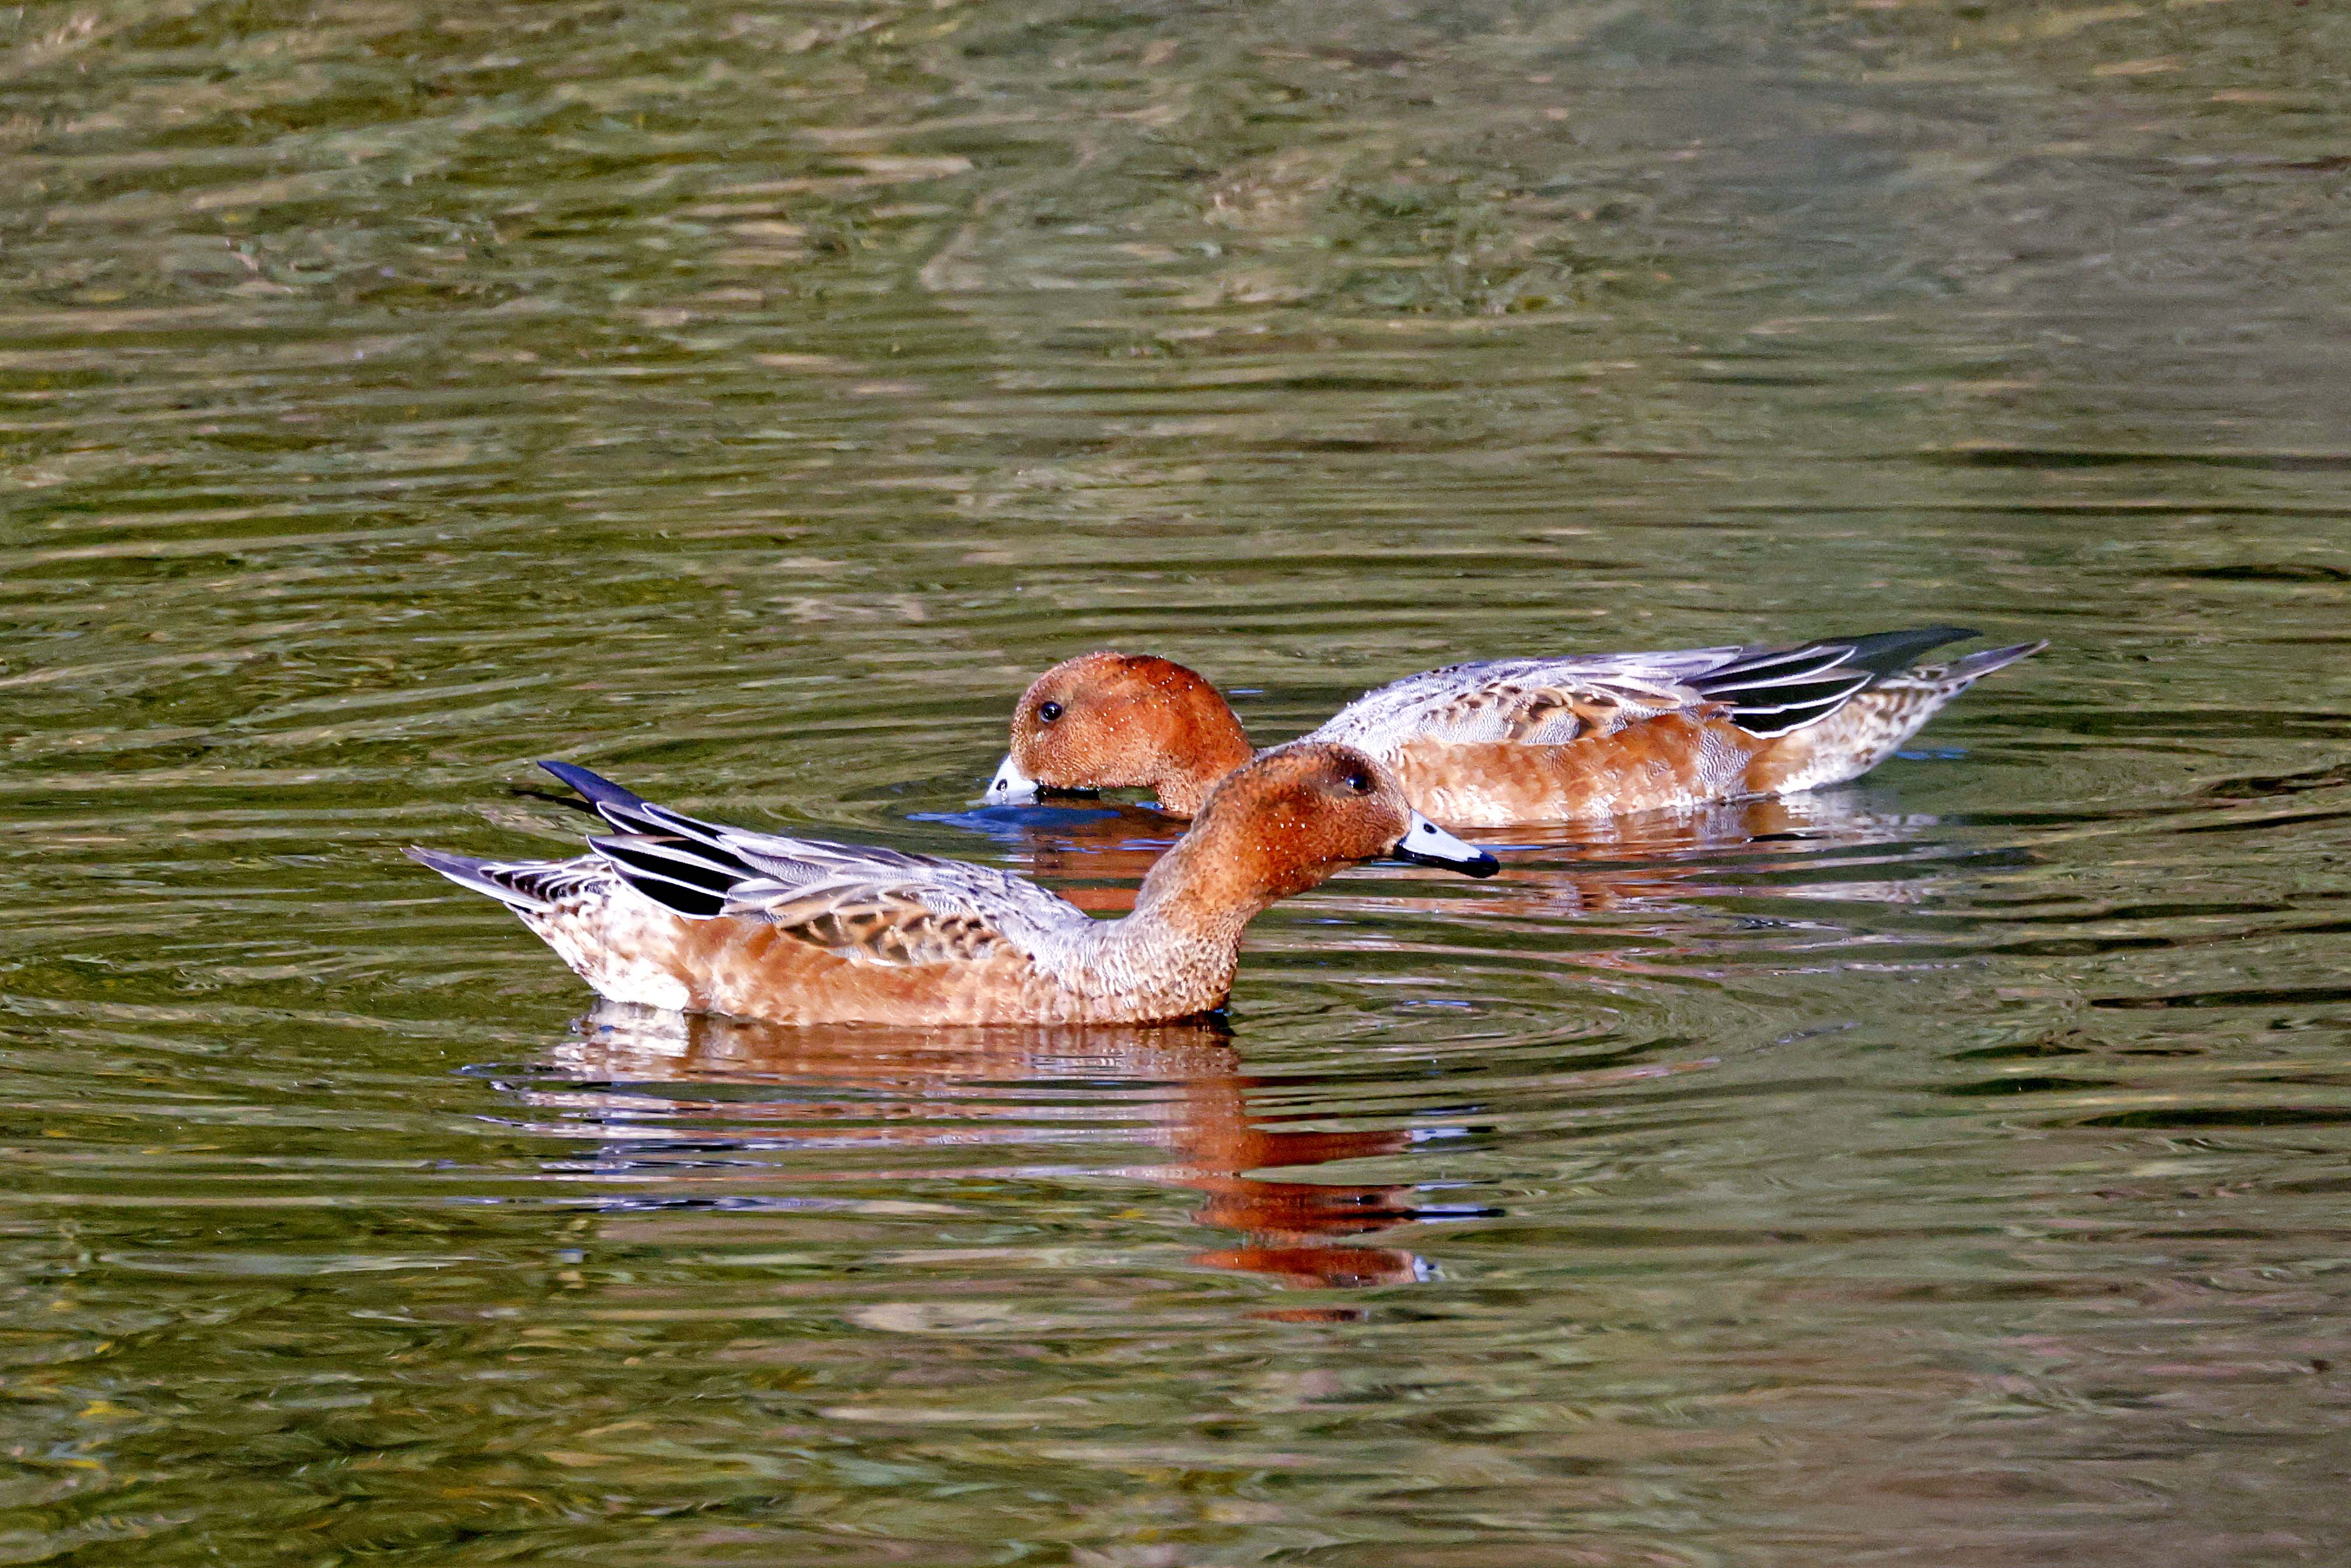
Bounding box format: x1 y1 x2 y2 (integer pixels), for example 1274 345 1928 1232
1128 826 1269 947
1153 705 1256 817
1080 822 1273 1014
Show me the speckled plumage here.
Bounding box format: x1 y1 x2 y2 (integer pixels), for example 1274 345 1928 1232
409 744 1496 1026
998 630 2043 826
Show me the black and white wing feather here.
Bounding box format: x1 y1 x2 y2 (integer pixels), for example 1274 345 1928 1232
542 762 1089 964
1306 627 1982 752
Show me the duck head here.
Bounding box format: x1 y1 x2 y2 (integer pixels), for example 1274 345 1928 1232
987 651 1255 816
1168 741 1498 910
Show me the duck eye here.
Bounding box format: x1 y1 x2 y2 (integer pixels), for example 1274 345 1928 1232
1343 768 1374 795
1037 701 1064 724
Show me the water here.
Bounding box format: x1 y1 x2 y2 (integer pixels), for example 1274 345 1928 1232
4 0 2348 1562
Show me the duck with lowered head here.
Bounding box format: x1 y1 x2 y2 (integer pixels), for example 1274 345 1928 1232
987 627 2043 827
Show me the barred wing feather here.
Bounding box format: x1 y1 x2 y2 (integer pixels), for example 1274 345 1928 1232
546 761 1090 964
1307 628 1980 753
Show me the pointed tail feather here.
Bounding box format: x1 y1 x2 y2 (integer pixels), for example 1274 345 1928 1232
1829 626 1980 681
1922 639 2046 688
539 759 750 856
1695 627 2023 738
1756 634 2045 792
537 760 664 833
406 846 601 912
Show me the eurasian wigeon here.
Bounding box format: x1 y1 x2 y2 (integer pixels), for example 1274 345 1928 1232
409 743 1497 1026
986 626 2043 827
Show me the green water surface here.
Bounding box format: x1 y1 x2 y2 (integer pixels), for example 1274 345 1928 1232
3 1 2348 1563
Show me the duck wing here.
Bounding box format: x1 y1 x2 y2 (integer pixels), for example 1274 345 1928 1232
719 875 1040 966
545 762 1089 964
1307 627 1983 753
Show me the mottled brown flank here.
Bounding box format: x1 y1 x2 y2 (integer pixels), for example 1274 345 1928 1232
1503 690 1571 740
763 890 1006 966
1389 711 1768 824
666 917 1078 1025
1445 683 1627 747
1391 686 1972 825
1011 651 1253 814
536 895 1126 1026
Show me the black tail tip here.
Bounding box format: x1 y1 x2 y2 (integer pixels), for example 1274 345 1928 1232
1836 626 1980 678
1941 638 2048 682
538 759 644 809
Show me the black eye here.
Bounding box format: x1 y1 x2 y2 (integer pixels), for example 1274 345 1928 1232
1037 701 1064 724
1343 768 1374 795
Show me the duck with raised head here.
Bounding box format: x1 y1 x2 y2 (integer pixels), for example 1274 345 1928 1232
986 627 2043 827
409 743 1497 1027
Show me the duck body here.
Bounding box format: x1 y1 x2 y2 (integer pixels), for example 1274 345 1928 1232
991 627 2044 827
411 745 1496 1027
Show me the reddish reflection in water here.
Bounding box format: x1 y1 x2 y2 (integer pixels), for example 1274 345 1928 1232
999 789 1940 916
531 1004 1433 1297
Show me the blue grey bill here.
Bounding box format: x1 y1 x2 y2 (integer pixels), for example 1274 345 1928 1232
1393 812 1499 878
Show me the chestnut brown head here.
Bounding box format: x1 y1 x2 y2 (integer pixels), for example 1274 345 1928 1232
986 652 1256 816
1172 741 1499 907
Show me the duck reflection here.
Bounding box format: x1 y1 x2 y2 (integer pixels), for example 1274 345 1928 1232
525 1001 1437 1299
947 789 1941 917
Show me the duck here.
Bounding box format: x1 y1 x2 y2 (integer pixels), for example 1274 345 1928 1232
986 626 2043 827
408 743 1497 1027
